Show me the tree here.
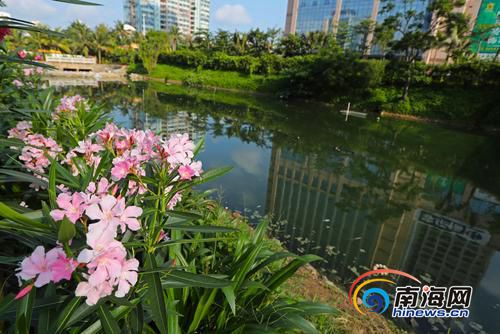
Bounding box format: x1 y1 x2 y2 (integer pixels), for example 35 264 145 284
138 31 169 73
65 21 93 56
169 25 181 52
377 0 468 99
91 24 112 64
232 32 248 55
353 19 375 55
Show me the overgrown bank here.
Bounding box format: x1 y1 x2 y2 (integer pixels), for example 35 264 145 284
131 55 500 126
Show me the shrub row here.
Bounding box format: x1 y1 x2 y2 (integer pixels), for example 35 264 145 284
158 49 500 89
158 50 316 75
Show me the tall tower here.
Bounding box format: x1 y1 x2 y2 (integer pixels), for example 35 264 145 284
124 0 210 36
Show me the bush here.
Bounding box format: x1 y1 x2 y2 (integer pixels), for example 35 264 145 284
0 93 337 333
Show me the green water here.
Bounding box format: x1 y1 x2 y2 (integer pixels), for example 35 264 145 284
60 81 500 333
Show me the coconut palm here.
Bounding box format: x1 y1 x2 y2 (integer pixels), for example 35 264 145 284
65 21 93 56
169 25 180 52
91 24 113 64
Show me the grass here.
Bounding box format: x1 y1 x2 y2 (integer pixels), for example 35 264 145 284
147 64 283 92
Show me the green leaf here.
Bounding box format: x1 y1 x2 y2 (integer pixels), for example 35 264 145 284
58 218 76 243
193 137 205 156
265 255 323 292
52 0 102 5
166 223 238 234
163 270 231 288
38 285 57 333
0 169 48 188
166 210 202 221
98 304 121 334
143 253 169 334
191 166 233 186
48 162 57 209
15 285 36 334
0 203 48 230
52 297 83 334
65 303 96 327
222 286 236 315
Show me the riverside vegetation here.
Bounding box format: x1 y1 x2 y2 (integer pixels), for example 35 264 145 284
3 0 500 125
0 2 403 333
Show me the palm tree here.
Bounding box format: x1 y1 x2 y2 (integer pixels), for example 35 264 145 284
65 21 93 56
232 32 248 55
169 25 180 52
91 24 113 64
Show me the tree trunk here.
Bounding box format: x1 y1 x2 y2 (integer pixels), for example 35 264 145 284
402 61 413 100
98 49 102 64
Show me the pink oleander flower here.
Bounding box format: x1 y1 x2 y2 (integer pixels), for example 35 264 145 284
17 246 69 287
114 258 139 298
50 192 87 224
34 54 43 61
159 230 170 242
19 134 62 174
168 192 182 210
94 123 119 145
86 241 126 286
17 50 27 59
12 79 23 88
86 177 111 197
160 133 195 167
178 161 203 181
8 121 32 140
111 155 144 181
51 252 78 283
178 165 196 180
78 222 118 265
67 139 103 170
23 68 35 77
75 280 113 306
53 95 86 119
85 195 142 232
127 180 147 196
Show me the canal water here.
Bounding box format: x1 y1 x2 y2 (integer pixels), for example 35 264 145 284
63 82 500 334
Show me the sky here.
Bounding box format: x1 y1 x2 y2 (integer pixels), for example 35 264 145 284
2 0 287 31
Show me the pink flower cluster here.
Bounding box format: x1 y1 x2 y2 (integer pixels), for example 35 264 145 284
23 67 43 77
48 180 142 305
17 246 77 288
8 121 32 140
19 134 62 174
53 95 86 120
64 139 104 176
0 27 11 42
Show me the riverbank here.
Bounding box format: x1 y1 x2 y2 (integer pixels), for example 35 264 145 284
131 63 500 126
215 209 405 334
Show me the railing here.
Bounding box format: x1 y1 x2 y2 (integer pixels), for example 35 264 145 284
45 54 97 64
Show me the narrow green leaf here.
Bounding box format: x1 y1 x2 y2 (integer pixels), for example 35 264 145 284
37 285 56 333
164 270 230 288
48 162 57 209
98 304 121 334
143 253 168 334
15 285 36 334
166 223 238 234
222 286 236 315
52 297 82 334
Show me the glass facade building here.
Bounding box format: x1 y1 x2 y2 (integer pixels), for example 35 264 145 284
285 0 434 53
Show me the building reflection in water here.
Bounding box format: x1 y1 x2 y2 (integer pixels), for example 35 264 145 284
266 145 500 333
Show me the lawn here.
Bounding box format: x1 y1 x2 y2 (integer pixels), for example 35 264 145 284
148 64 283 92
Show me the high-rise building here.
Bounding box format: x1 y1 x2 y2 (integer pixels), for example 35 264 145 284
124 0 210 36
284 0 483 62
